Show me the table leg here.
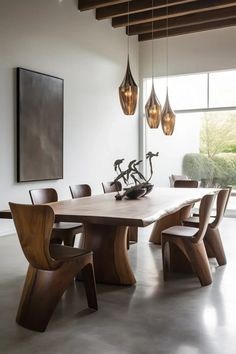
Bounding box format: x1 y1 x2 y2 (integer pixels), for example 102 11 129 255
83 223 136 285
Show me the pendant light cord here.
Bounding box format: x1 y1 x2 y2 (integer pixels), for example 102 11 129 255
166 0 169 90
127 0 130 58
152 0 154 83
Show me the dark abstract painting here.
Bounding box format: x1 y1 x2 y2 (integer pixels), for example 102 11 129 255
17 68 63 182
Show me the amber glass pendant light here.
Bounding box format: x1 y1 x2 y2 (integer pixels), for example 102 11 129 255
145 0 161 129
161 90 175 135
161 0 176 135
119 0 138 115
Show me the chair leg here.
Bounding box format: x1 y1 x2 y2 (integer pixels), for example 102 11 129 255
81 263 98 310
16 256 96 332
162 237 192 279
128 227 138 243
161 238 170 280
126 230 130 250
204 228 227 266
63 232 76 247
184 241 212 286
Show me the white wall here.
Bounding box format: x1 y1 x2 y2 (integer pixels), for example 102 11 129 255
0 0 139 235
139 26 236 186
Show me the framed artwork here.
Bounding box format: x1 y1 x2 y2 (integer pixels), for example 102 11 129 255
17 67 64 182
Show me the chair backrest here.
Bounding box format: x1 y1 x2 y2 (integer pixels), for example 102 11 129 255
174 180 198 188
9 203 60 270
70 184 92 199
102 181 122 193
224 186 232 214
169 174 188 187
29 188 58 205
210 188 231 228
194 194 216 243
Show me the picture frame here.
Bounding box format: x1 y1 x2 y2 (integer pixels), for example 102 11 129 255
16 67 64 182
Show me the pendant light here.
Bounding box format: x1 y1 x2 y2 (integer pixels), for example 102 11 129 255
161 0 176 135
119 0 138 115
145 0 161 129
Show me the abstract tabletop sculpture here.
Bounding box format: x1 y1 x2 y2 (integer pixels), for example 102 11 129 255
112 152 159 200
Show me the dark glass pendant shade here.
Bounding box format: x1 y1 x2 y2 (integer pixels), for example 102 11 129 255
119 57 138 115
145 83 162 129
161 91 176 135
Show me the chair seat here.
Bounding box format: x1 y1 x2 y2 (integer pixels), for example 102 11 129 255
162 225 199 238
50 244 90 261
182 216 200 226
53 222 83 232
193 212 216 218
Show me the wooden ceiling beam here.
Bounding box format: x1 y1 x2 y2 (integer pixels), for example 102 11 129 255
112 0 236 27
138 18 236 41
96 0 197 20
78 0 126 11
128 7 236 35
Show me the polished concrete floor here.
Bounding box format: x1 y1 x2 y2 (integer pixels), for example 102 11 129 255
0 218 236 354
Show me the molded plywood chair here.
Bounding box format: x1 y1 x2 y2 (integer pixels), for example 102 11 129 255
182 188 231 266
149 179 198 244
169 174 188 187
102 181 122 193
29 188 83 247
69 184 92 248
174 180 199 188
102 181 137 245
9 202 97 332
174 179 199 218
161 193 216 286
70 184 92 199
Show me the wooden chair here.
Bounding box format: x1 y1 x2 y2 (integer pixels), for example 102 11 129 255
102 181 137 245
102 181 122 193
161 193 216 286
29 188 83 247
9 202 97 332
70 184 92 198
182 188 231 266
174 180 199 188
69 184 92 248
149 179 198 244
169 174 188 187
175 179 199 218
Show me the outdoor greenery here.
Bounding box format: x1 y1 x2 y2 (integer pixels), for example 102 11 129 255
183 112 236 187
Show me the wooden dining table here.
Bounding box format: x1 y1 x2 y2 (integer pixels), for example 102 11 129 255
0 187 216 286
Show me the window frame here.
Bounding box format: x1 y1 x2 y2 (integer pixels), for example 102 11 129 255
143 68 236 114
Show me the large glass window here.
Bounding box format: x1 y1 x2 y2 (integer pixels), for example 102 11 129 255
144 69 236 112
209 70 236 108
143 69 236 215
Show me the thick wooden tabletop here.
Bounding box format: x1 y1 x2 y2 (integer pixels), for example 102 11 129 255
48 187 216 227
0 188 216 227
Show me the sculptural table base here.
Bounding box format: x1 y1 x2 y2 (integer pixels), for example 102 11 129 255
83 223 136 285
149 205 192 245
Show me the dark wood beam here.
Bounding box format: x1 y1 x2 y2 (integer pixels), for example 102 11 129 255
96 0 197 20
128 6 236 35
78 0 126 11
112 0 236 27
138 18 236 41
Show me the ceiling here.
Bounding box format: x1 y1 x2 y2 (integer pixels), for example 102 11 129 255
78 0 236 41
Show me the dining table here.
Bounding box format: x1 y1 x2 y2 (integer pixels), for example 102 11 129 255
0 187 217 286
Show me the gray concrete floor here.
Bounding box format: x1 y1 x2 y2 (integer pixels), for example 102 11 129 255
0 219 236 354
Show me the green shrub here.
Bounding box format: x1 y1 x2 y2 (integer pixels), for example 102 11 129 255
182 153 236 187
212 154 236 187
222 145 236 153
182 154 215 185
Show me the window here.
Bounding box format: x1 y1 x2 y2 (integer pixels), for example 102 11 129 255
209 70 236 108
143 69 236 215
144 69 236 112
